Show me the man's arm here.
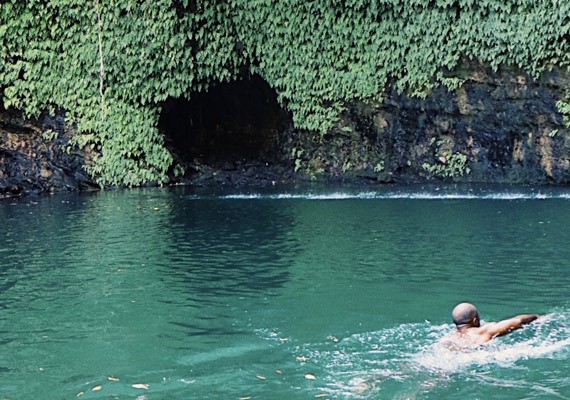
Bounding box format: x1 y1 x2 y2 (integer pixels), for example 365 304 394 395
481 314 539 339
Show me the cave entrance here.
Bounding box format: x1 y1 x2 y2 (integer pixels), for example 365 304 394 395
159 74 291 170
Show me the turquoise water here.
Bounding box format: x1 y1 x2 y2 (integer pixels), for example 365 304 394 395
0 185 569 399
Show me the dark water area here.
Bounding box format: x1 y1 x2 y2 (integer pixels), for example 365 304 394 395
0 184 569 399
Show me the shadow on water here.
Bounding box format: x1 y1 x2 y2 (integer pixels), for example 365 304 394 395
161 194 300 298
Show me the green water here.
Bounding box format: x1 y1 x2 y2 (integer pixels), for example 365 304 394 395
1 185 569 399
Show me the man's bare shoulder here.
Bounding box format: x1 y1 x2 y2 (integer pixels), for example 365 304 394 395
440 328 491 348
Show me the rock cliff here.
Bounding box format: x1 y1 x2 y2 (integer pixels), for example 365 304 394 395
291 63 570 184
2 62 570 196
0 108 94 198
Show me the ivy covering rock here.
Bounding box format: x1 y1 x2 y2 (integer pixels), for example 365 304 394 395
1 0 570 187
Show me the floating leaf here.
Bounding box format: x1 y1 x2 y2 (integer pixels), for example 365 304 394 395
304 373 317 380
132 383 149 390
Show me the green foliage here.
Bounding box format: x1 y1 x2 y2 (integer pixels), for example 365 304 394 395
423 151 470 178
0 0 242 186
1 0 570 185
557 99 570 128
423 139 470 178
42 129 59 141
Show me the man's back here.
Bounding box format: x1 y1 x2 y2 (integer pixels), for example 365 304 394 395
444 327 492 346
446 303 539 347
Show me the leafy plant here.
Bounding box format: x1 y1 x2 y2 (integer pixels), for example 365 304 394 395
1 0 569 186
423 150 470 178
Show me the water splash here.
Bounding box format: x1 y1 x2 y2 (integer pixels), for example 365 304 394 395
269 311 570 398
415 313 570 373
186 187 570 201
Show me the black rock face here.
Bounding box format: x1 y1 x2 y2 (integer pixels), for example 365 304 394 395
0 108 94 198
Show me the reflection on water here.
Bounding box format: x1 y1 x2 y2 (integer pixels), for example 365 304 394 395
0 185 569 399
162 197 298 298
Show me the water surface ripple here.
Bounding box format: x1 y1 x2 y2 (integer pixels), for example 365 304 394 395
0 185 569 399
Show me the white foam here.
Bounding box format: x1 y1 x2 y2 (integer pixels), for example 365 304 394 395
414 340 570 373
187 190 570 201
415 313 570 373
221 192 379 200
282 312 570 398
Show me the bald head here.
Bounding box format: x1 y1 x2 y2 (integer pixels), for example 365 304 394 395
452 302 480 328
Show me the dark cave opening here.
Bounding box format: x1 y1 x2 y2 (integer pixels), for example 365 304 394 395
159 74 291 170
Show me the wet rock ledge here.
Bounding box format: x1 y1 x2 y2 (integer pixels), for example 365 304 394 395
0 108 94 198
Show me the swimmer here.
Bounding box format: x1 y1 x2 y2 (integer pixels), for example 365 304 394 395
444 302 539 346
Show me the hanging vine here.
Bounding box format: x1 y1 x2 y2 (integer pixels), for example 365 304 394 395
95 0 105 120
